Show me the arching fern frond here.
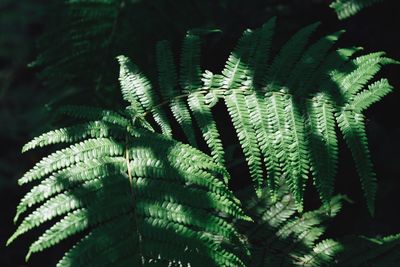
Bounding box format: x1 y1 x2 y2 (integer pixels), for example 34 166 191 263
330 0 383 19
336 111 376 214
117 55 172 136
156 40 197 147
10 113 249 266
181 34 226 166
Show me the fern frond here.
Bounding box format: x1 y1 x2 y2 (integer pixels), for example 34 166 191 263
248 17 276 89
350 78 393 112
263 22 320 91
335 53 390 99
18 138 125 185
13 123 248 266
118 55 172 136
222 28 266 195
181 34 225 165
22 121 126 152
180 34 203 92
336 111 376 214
246 92 281 195
286 30 344 96
297 239 343 267
156 40 197 146
264 92 291 192
307 95 339 203
282 96 310 208
14 157 126 222
330 0 382 19
310 46 362 91
9 175 129 245
226 91 264 196
222 29 258 90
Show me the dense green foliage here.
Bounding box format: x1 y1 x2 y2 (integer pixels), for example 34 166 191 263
8 12 400 265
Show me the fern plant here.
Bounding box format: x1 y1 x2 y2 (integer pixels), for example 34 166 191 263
9 18 399 266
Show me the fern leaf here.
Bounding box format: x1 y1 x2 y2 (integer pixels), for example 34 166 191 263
246 92 281 194
248 17 276 89
307 95 339 203
188 92 226 166
181 34 225 165
226 92 264 196
9 175 129 245
18 138 124 185
263 22 320 91
264 93 291 193
286 30 345 95
14 157 126 222
330 0 382 19
297 239 343 267
117 55 172 136
311 46 362 96
351 78 393 112
156 40 197 146
282 96 310 209
22 121 125 152
336 110 376 214
222 28 265 195
180 34 203 92
13 126 249 266
335 53 390 98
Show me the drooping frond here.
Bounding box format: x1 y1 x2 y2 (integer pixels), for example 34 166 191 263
247 17 276 89
263 22 320 91
222 28 264 195
285 30 344 96
350 78 394 112
330 0 383 19
181 34 225 166
281 95 310 208
117 55 172 136
336 110 376 215
156 40 197 146
309 46 362 91
307 94 338 203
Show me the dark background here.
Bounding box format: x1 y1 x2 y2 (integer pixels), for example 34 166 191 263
1 0 400 266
